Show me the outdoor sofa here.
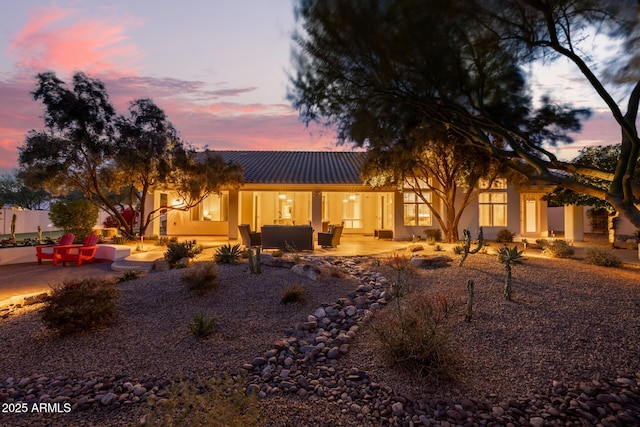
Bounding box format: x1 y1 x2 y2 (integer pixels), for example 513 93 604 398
261 225 313 251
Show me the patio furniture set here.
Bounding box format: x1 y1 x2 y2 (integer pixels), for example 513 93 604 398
35 233 100 267
238 223 343 250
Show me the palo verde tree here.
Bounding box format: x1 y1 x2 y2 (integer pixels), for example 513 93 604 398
361 123 507 242
289 1 640 226
19 72 243 237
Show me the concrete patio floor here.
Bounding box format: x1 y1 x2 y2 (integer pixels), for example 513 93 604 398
1 234 638 308
0 235 409 307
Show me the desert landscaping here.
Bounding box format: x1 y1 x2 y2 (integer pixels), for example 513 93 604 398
1 243 639 426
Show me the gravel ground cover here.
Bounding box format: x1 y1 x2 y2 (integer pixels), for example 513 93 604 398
0 250 639 426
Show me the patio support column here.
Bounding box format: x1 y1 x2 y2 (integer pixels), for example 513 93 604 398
228 189 239 240
564 205 584 242
311 190 322 233
145 193 159 237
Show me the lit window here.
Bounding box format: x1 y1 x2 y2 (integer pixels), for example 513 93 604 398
478 191 507 226
403 182 432 226
342 193 363 228
190 192 228 221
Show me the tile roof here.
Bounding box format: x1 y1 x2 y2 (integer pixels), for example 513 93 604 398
203 151 366 185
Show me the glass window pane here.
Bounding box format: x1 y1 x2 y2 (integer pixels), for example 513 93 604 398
493 205 507 226
403 192 416 203
404 204 416 225
479 205 491 226
491 193 507 203
417 204 432 226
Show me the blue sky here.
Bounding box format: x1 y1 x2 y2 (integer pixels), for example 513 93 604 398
0 0 623 173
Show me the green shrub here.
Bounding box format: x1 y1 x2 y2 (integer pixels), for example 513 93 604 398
452 245 464 255
189 313 217 339
116 270 144 283
535 238 548 249
434 244 443 251
280 284 306 304
584 247 622 267
165 240 203 268
214 243 243 265
542 239 575 258
495 229 515 243
371 291 457 380
139 375 262 427
424 229 442 242
155 236 177 246
41 278 120 336
112 235 128 245
48 199 99 240
181 262 219 293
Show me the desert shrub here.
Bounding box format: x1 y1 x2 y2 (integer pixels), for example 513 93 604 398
452 245 464 255
542 239 575 258
182 262 219 293
535 238 548 249
147 234 159 241
49 199 99 240
371 292 457 380
584 247 622 267
424 229 442 242
271 249 284 258
41 278 120 336
140 375 262 427
495 229 515 243
189 313 217 339
165 240 203 268
434 244 443 251
280 284 306 304
112 235 128 245
116 270 144 283
383 254 415 298
214 243 243 265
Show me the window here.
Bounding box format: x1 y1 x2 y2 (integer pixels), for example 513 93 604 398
478 192 507 226
342 193 363 228
190 192 228 221
403 191 432 226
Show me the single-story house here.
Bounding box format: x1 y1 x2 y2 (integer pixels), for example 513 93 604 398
144 150 591 242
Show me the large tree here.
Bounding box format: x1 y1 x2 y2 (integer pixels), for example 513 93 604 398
361 124 507 242
289 0 640 227
19 72 243 237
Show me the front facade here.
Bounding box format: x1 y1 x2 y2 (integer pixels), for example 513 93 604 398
145 150 579 242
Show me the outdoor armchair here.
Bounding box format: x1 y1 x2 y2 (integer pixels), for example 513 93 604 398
318 225 343 248
53 234 100 266
35 233 75 265
238 224 262 247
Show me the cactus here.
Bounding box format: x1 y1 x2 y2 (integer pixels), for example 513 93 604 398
498 245 524 301
10 213 16 241
247 246 262 274
458 227 484 266
37 225 43 243
465 279 474 322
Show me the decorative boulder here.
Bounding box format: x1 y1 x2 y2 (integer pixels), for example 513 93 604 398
152 259 170 271
292 263 322 281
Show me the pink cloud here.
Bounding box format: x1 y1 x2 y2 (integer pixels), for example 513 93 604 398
9 5 142 75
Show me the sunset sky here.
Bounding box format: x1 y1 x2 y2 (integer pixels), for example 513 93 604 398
0 1 624 174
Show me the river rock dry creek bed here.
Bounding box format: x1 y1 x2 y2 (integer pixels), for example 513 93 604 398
0 250 639 426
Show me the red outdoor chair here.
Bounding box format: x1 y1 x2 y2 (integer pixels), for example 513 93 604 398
35 233 75 265
53 234 100 266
